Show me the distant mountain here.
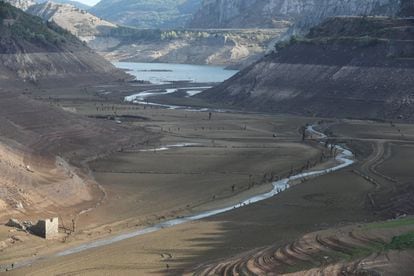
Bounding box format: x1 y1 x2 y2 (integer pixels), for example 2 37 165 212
28 1 116 41
7 0 280 68
2 0 36 10
90 0 202 29
190 0 402 31
198 16 414 120
4 0 90 11
0 1 126 83
37 0 90 11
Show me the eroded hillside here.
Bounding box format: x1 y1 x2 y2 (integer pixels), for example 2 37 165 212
198 16 414 120
27 1 116 41
0 1 126 83
0 2 148 222
90 0 202 29
95 28 286 67
190 0 403 33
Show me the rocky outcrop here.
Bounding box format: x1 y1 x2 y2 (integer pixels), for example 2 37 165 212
190 0 403 33
98 28 286 68
198 17 414 120
22 1 284 67
190 0 281 28
27 1 117 41
90 0 202 29
2 0 35 11
43 0 91 11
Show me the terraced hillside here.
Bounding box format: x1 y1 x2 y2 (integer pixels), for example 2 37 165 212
194 218 414 275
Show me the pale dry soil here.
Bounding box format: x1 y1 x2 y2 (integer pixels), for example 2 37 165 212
1 97 325 273
5 84 414 275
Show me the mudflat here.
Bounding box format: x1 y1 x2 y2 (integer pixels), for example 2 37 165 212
1 84 324 272
3 84 414 275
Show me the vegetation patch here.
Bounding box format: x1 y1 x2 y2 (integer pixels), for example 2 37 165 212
387 232 414 250
365 217 414 230
0 2 78 49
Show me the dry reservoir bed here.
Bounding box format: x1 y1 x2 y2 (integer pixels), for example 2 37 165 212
75 108 322 233
1 102 324 271
4 89 414 275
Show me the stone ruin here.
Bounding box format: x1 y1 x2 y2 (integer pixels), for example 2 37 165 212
5 217 59 239
30 217 59 239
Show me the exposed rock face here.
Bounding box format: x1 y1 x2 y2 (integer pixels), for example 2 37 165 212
198 17 414 120
2 0 35 11
97 28 286 68
27 1 116 41
90 0 202 29
190 0 281 28
0 2 127 84
4 0 287 67
37 0 91 11
190 0 403 32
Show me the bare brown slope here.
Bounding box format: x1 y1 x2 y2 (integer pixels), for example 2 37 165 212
0 87 152 222
0 1 128 84
198 17 414 121
189 0 401 30
0 3 145 221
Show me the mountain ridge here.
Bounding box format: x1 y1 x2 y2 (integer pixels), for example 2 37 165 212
90 0 202 29
190 0 403 32
27 1 116 41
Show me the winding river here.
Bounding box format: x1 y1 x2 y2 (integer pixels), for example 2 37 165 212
4 63 355 271
6 125 354 272
124 86 216 111
54 125 354 257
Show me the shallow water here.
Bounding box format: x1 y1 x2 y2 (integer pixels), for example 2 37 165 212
114 62 238 84
124 86 221 111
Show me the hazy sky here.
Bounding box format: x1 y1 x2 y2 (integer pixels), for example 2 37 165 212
77 0 100 6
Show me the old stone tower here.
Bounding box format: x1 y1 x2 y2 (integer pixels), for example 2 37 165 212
30 217 59 239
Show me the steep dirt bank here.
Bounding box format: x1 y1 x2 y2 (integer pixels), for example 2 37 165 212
0 2 148 225
190 0 402 31
0 88 151 223
0 2 128 84
198 17 414 120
